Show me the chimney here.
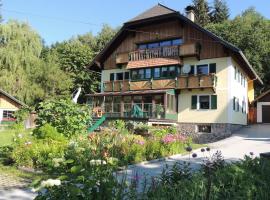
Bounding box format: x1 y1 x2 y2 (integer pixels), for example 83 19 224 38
185 6 195 22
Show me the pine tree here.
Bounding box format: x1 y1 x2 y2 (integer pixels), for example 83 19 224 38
210 0 229 23
192 0 210 26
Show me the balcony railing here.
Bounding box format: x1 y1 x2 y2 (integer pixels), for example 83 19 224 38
92 103 166 119
103 74 217 92
129 46 179 61
115 43 200 64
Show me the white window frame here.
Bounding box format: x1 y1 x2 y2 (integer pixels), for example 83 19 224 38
195 94 212 111
194 64 210 75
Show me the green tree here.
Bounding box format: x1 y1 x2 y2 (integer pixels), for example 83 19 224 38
50 24 118 102
192 0 210 26
51 39 99 102
206 8 270 91
0 20 44 104
210 0 229 23
0 20 72 105
36 99 91 137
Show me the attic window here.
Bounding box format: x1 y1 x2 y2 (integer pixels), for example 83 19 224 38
137 38 183 50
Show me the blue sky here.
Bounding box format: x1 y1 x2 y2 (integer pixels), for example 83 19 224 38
2 0 269 45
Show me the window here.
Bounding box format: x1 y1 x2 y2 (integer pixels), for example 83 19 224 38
131 70 139 80
110 73 114 81
240 73 243 85
160 40 171 47
148 42 159 49
154 68 160 78
168 66 176 77
145 69 151 79
137 38 183 50
238 70 240 82
124 72 130 80
198 125 211 133
233 97 240 112
192 95 217 110
3 110 14 119
116 73 123 80
138 69 144 79
199 96 210 109
138 44 147 49
237 98 240 112
234 66 237 80
172 39 183 46
161 67 168 77
197 64 209 75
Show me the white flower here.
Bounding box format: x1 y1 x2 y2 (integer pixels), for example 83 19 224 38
89 159 107 165
52 158 65 167
18 134 23 138
41 179 61 187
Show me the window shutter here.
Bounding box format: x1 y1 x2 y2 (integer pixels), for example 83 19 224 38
211 95 217 109
209 63 216 74
189 65 195 75
110 73 114 81
233 97 235 111
191 95 197 109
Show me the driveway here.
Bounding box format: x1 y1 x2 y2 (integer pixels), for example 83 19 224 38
0 174 36 200
118 124 270 188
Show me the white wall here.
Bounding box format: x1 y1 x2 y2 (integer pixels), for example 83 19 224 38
178 57 229 123
227 57 248 125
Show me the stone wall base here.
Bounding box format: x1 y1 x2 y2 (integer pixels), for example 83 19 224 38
177 123 244 144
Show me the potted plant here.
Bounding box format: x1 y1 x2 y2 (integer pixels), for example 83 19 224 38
155 104 164 119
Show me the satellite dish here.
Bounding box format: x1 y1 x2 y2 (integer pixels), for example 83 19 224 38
182 64 191 74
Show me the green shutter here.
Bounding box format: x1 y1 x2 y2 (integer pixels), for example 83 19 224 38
189 65 195 75
211 95 217 109
209 63 216 74
191 95 197 109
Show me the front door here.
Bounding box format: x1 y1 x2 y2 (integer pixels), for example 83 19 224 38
262 105 270 123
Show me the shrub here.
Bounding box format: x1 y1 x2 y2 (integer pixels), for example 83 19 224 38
36 99 91 137
11 133 68 169
33 124 66 141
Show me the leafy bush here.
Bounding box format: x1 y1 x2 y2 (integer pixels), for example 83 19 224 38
33 124 66 141
11 132 68 169
146 152 270 200
36 99 91 137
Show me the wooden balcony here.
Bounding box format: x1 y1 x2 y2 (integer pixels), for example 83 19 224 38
179 43 200 57
177 74 216 89
129 45 179 61
115 43 200 64
103 74 217 92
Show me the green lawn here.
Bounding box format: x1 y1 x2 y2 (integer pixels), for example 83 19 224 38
0 130 16 147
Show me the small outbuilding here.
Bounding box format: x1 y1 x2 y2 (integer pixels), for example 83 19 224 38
0 89 25 125
250 89 270 123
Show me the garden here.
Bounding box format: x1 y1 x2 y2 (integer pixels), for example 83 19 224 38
0 99 270 199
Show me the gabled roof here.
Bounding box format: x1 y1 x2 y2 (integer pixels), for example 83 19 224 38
252 89 270 103
128 3 177 23
89 4 263 85
0 89 26 107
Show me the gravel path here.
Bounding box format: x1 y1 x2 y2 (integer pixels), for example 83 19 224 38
0 173 36 200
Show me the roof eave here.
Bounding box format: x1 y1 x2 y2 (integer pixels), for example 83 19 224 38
0 89 26 107
238 51 263 85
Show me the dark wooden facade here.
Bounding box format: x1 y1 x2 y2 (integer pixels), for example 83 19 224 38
103 19 228 70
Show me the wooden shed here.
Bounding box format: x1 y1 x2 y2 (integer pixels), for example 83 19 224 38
250 90 270 123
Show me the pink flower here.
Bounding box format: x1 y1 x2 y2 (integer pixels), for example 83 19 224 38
161 134 186 144
135 140 145 145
